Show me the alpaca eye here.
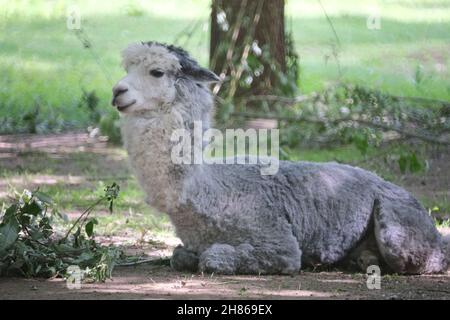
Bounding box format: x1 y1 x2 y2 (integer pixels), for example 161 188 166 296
150 69 164 78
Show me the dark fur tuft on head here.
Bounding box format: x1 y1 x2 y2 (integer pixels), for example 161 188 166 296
144 41 220 83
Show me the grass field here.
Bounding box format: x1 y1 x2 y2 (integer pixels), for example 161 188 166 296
0 0 449 133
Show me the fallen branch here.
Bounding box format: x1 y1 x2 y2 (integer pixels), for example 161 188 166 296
117 257 171 267
236 94 313 105
232 112 450 146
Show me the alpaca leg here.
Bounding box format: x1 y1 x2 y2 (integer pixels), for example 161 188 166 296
199 242 302 275
344 231 383 272
170 245 199 272
373 198 447 274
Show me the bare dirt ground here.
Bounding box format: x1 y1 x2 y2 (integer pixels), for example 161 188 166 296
1 264 450 300
0 133 449 300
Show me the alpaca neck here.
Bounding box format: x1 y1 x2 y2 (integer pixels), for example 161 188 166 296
120 109 195 213
120 81 214 213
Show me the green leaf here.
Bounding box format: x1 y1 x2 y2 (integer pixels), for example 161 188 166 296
28 227 45 241
22 201 42 216
72 251 96 265
4 204 18 220
85 218 98 238
19 214 31 226
33 191 53 205
0 217 20 252
409 152 423 173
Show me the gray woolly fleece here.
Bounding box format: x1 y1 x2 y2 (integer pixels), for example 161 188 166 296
117 42 449 275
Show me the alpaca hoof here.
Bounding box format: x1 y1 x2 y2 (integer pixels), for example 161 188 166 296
170 245 199 272
357 250 380 271
199 244 237 275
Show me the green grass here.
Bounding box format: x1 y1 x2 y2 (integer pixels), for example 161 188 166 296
0 0 449 133
0 149 172 238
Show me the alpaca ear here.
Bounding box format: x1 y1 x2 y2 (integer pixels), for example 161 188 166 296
182 66 220 83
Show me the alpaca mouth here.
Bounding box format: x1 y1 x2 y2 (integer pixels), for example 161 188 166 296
116 100 136 111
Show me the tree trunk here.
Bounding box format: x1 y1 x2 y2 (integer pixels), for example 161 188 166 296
210 0 286 102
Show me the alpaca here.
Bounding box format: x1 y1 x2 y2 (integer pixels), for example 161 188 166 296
112 41 449 275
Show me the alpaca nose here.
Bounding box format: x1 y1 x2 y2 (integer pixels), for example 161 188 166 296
113 86 128 97
111 84 128 105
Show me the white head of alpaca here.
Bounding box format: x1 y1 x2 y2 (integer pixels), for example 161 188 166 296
112 42 219 115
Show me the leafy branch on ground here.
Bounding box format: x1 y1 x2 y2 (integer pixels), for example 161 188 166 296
0 183 127 282
228 83 449 173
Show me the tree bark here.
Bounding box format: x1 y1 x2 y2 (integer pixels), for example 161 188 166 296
210 0 286 100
